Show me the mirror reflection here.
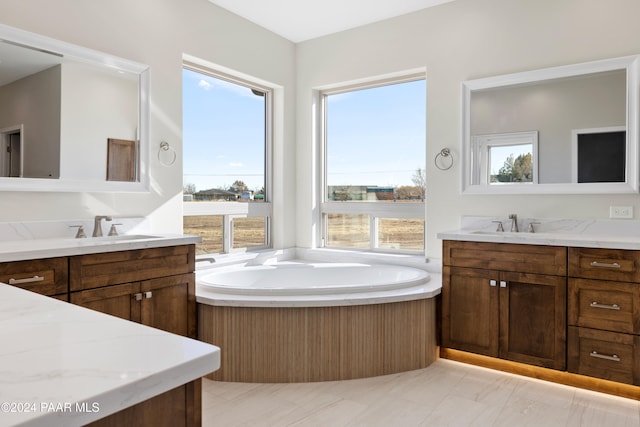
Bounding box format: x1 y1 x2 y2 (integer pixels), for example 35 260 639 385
0 24 148 191
462 55 640 194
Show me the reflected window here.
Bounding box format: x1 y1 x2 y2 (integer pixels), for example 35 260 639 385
472 131 538 185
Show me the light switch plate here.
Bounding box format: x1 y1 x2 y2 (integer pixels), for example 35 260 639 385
610 206 634 219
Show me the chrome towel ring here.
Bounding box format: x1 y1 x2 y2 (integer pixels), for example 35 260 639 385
435 148 453 170
158 141 177 166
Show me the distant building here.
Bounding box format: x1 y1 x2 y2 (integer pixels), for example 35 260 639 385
193 188 239 201
328 185 395 201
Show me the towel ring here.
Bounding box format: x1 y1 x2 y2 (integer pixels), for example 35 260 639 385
435 148 453 171
158 141 176 166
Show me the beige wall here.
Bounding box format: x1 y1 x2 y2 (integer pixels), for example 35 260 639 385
3 0 640 258
0 66 61 178
295 0 640 258
0 0 297 249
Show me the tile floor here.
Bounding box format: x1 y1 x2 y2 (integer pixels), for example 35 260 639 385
202 359 640 426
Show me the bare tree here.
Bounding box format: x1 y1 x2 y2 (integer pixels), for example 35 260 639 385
411 168 426 200
183 183 196 194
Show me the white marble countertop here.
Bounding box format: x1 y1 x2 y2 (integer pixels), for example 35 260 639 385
438 216 640 250
0 283 220 427
0 234 201 263
437 229 640 250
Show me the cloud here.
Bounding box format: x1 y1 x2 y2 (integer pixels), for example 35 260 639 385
194 74 259 99
198 79 213 90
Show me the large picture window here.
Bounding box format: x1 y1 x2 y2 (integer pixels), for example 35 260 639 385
321 76 426 253
182 63 271 255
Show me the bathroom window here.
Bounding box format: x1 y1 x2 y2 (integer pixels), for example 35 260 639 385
182 62 271 255
321 76 426 253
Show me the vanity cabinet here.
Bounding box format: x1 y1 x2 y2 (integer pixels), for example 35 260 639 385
69 245 196 338
86 380 201 427
442 241 567 370
0 257 68 300
568 247 640 384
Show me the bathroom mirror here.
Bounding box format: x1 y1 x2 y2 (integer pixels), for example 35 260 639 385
0 24 149 192
461 55 640 194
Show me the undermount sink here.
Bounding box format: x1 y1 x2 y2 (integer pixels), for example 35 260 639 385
470 230 553 238
69 234 162 243
96 234 160 241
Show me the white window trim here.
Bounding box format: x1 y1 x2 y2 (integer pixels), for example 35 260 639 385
318 72 426 254
471 131 538 186
182 59 273 254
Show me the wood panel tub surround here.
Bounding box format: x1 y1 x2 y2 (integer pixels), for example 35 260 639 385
198 298 437 383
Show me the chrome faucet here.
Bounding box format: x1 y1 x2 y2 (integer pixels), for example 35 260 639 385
508 214 518 232
92 215 112 237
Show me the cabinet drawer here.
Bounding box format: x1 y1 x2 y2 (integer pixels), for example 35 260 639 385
569 247 640 282
568 278 640 334
0 257 68 296
568 326 640 385
70 245 194 291
443 240 567 275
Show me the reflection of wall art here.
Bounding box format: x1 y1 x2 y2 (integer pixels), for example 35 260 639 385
107 138 136 182
571 127 626 183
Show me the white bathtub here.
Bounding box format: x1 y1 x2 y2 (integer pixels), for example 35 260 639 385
196 260 441 307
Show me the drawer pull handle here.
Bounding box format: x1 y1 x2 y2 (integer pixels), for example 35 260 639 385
8 275 44 285
590 301 621 310
590 351 621 362
589 261 621 269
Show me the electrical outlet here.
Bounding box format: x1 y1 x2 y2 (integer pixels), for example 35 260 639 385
610 206 634 219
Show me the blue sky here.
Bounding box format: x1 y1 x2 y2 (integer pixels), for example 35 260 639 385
326 79 426 187
183 68 265 192
183 70 426 192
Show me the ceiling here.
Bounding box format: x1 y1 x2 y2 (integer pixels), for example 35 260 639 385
207 0 457 43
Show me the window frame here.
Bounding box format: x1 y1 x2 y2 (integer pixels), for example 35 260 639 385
182 61 273 255
318 73 427 254
471 131 539 185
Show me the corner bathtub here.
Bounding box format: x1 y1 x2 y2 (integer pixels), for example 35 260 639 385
196 261 441 382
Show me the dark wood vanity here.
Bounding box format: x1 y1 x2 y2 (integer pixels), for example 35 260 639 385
441 239 640 400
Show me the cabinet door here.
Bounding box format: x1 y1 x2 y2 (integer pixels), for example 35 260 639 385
499 271 566 370
442 266 499 357
140 273 195 338
70 283 140 322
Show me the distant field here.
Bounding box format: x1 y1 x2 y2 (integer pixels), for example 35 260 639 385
184 214 423 254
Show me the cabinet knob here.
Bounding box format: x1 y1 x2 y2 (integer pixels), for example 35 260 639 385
134 293 143 301
489 280 497 287
499 281 507 288
144 291 153 299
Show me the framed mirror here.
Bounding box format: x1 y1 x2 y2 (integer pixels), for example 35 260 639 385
0 24 149 192
461 55 640 194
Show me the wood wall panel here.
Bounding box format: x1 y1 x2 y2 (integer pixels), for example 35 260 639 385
198 298 437 383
